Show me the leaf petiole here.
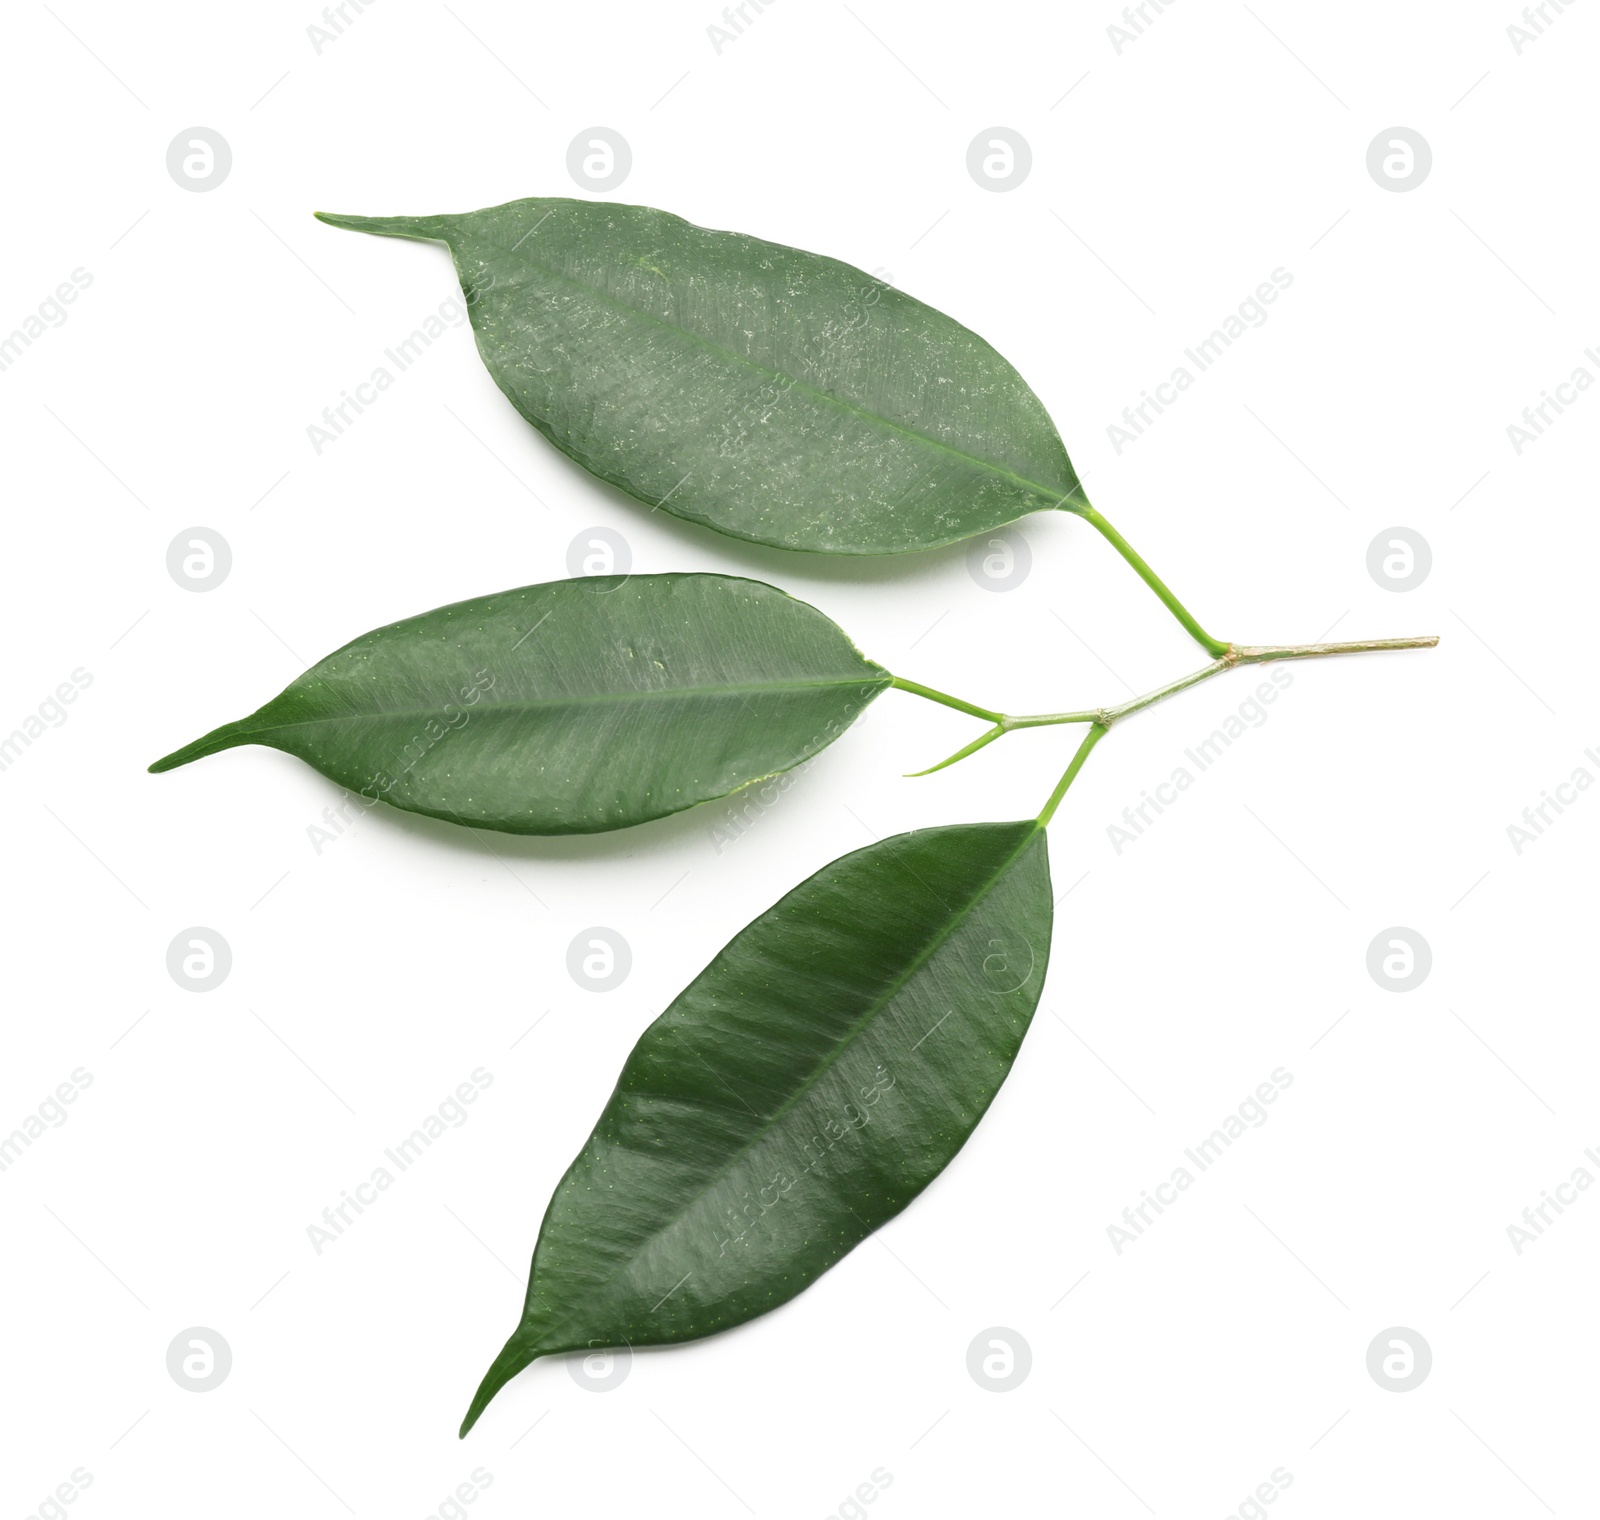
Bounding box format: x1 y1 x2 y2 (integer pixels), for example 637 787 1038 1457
888 676 1004 724
1036 723 1110 827
1074 504 1230 658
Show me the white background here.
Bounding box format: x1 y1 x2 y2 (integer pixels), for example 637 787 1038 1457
2 2 1595 1516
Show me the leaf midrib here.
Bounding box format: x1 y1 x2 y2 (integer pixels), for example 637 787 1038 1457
523 823 1042 1353
231 671 890 747
458 220 1076 507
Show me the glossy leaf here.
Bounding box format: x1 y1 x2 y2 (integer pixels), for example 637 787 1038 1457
461 819 1052 1434
149 574 888 834
316 199 1084 554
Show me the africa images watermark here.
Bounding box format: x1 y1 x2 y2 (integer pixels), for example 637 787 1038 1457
1223 1467 1295 1520
0 668 94 774
21 1465 94 1520
1106 1066 1294 1254
822 1467 894 1520
1106 268 1293 455
306 0 378 54
1505 345 1600 455
1106 0 1181 56
706 709 867 853
348 667 495 822
0 1068 94 1175
306 1068 493 1254
1505 1143 1600 1255
421 1468 494 1520
306 295 470 454
716 1066 896 1256
1506 0 1580 54
706 0 780 54
1105 666 1293 854
1107 1062 1292 1254
1 268 93 374
1504 745 1600 854
304 672 492 858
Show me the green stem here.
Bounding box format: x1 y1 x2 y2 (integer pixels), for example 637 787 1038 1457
888 676 1003 724
897 632 1440 787
1077 505 1230 658
1036 723 1109 827
1100 635 1441 726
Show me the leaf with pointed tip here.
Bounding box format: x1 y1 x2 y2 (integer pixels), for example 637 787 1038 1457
149 574 889 834
316 198 1084 554
460 818 1051 1435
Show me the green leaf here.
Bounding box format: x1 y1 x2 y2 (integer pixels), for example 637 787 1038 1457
149 574 888 835
316 199 1084 555
461 819 1051 1435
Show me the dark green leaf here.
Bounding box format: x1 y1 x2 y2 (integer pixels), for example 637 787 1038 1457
149 574 888 835
461 819 1051 1435
316 199 1084 555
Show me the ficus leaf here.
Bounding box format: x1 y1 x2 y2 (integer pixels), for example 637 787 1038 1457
461 818 1052 1435
316 198 1085 555
149 574 889 834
